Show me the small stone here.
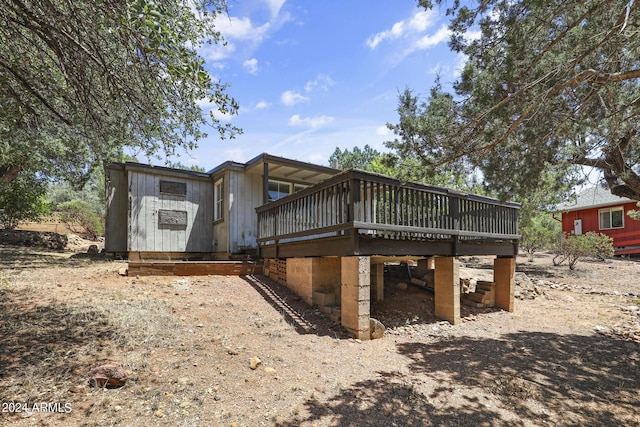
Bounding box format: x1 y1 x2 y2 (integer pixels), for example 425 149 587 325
88 362 128 388
118 266 128 276
69 385 87 394
397 282 408 290
224 346 239 355
87 244 99 255
249 357 262 370
114 405 122 412
154 410 164 418
264 367 276 373
179 401 190 408
370 318 386 340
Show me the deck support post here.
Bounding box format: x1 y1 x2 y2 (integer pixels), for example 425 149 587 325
494 257 515 312
370 262 384 302
341 256 371 340
434 257 460 325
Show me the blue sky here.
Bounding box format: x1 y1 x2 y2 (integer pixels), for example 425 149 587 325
172 0 468 169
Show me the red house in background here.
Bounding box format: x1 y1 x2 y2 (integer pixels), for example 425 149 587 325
556 187 640 256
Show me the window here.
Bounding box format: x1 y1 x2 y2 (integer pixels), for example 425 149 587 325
214 178 223 221
293 184 308 193
599 207 624 229
268 179 291 201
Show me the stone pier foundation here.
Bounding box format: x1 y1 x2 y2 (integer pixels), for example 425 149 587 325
434 257 460 325
341 256 371 340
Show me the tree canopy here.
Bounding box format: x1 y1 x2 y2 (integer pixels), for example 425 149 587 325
0 0 239 188
390 0 640 202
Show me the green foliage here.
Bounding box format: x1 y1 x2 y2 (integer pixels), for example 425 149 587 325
553 232 615 270
58 200 104 239
629 202 640 220
164 161 206 173
0 173 49 229
398 0 640 202
0 0 239 190
48 166 105 216
330 141 484 193
329 145 384 171
520 213 561 262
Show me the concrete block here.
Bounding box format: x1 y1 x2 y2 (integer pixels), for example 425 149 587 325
494 257 515 312
434 257 460 325
313 291 336 307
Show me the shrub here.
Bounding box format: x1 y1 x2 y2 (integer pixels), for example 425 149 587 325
0 173 49 229
520 213 561 262
58 199 103 238
553 232 615 270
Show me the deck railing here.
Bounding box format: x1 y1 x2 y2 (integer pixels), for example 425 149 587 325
256 169 520 245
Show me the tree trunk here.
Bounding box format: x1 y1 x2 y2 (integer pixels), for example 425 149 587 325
0 165 22 190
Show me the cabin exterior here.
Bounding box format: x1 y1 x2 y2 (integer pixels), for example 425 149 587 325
105 153 339 259
556 187 640 255
107 153 522 338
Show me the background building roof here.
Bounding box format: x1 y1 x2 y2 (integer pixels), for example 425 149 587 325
556 186 636 211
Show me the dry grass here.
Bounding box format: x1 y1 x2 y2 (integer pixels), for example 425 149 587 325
0 274 181 418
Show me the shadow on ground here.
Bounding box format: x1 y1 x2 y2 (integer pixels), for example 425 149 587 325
0 245 104 269
242 275 351 338
0 286 117 404
276 333 639 426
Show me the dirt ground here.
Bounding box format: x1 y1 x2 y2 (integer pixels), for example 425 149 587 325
0 234 639 427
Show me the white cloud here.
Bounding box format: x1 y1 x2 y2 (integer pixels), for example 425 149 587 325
281 90 309 106
376 125 392 137
199 42 236 62
255 100 271 110
415 25 451 50
305 74 335 93
453 52 468 78
366 10 437 49
215 15 271 41
243 58 259 74
265 0 286 17
288 114 334 128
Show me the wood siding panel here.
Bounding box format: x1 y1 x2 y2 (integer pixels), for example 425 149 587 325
128 171 213 252
213 171 230 255
562 201 640 252
105 167 128 252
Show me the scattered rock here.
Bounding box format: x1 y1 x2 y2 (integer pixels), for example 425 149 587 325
0 229 67 249
249 357 262 370
370 318 386 339
264 367 277 373
68 385 87 394
118 266 128 276
87 244 99 254
88 362 128 388
225 346 239 355
397 282 408 290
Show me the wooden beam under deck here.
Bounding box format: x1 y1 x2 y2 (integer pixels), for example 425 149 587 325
128 260 263 276
259 234 518 259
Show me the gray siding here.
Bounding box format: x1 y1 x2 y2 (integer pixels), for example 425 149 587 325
128 171 213 252
228 169 263 253
212 169 263 256
105 166 128 252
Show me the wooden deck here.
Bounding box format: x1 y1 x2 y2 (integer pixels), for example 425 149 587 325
256 169 520 259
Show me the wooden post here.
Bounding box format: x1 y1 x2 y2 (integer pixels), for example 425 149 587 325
263 161 269 204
